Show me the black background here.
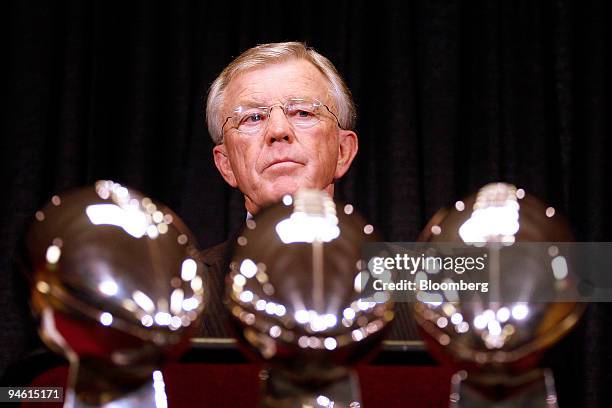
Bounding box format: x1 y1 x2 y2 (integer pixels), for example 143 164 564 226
0 0 609 406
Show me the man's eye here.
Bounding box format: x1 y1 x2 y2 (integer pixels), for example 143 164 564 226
297 110 312 118
243 113 265 124
288 109 314 119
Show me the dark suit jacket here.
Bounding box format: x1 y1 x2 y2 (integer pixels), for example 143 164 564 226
198 239 233 338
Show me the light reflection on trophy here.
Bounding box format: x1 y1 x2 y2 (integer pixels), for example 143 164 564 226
414 182 585 407
24 180 207 407
226 189 395 408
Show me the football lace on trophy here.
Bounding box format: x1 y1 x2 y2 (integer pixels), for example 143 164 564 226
414 182 585 408
226 189 395 408
23 180 207 408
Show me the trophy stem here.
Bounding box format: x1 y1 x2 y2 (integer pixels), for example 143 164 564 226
259 366 362 408
449 368 558 408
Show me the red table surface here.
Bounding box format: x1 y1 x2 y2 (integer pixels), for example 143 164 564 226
25 363 455 407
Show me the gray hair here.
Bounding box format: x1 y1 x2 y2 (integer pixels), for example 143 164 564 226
205 42 356 144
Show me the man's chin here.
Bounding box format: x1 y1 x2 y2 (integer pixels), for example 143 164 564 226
247 178 332 214
263 177 315 202
268 180 300 201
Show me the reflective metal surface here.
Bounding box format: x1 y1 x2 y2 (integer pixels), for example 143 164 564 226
24 180 207 407
226 189 394 407
414 182 584 401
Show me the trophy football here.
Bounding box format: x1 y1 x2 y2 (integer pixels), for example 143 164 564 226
226 189 395 408
414 182 585 407
23 180 207 407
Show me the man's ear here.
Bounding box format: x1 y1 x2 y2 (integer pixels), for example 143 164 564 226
334 129 358 179
213 144 238 188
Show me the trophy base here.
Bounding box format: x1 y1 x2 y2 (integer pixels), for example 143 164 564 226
65 366 167 408
449 368 558 408
259 366 361 408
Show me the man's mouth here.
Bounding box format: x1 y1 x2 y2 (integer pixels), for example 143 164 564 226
265 158 303 170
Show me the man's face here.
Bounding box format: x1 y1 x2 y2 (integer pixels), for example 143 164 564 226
213 59 358 214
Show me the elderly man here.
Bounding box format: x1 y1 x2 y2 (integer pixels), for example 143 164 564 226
200 42 358 337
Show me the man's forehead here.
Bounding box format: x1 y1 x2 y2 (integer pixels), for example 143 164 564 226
223 59 330 107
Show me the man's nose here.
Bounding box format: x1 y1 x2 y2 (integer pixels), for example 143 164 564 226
265 107 295 145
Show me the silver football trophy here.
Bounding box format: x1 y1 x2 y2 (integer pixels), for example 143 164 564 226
24 180 207 407
226 189 395 408
414 182 585 407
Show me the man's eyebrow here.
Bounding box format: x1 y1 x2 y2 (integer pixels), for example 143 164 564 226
234 97 268 107
232 95 319 109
